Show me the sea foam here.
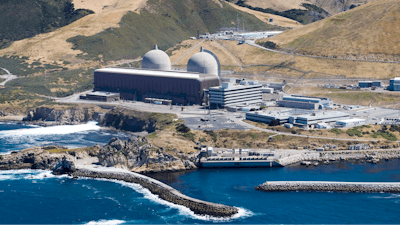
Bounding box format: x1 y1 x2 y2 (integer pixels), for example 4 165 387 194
85 219 125 225
0 121 101 137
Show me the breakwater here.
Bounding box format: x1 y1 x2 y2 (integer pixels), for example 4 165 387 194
278 150 400 166
256 181 400 193
72 168 239 218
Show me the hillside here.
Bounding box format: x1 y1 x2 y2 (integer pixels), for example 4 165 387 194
237 0 372 15
0 0 274 66
227 2 302 28
0 0 93 49
268 0 400 61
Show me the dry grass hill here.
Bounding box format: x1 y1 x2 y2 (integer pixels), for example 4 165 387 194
227 2 302 28
242 0 373 15
244 0 309 11
0 0 147 67
268 0 400 61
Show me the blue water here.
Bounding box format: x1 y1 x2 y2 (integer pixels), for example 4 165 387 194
1 123 400 224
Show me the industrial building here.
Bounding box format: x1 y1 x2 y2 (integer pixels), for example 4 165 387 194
209 80 263 108
246 111 291 124
388 78 400 91
289 111 349 128
246 110 349 129
79 91 120 102
91 46 220 105
278 95 332 110
359 81 382 88
336 118 366 128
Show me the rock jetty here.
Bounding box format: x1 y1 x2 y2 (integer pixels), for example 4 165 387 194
278 150 400 166
73 168 239 217
256 181 400 193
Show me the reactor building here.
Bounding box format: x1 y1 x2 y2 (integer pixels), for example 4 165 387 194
91 45 221 105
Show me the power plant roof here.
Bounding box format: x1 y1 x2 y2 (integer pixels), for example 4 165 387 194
95 68 218 80
141 45 172 71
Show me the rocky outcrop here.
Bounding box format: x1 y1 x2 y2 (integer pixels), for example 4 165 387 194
23 106 104 125
99 107 177 133
73 168 238 217
256 181 400 193
98 137 197 173
0 146 76 172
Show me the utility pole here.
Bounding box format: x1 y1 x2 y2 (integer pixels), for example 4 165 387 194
237 13 240 32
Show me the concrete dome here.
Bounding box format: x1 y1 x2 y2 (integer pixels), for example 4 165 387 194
187 48 218 76
142 45 171 71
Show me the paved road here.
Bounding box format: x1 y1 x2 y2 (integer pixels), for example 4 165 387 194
0 67 17 86
246 40 400 64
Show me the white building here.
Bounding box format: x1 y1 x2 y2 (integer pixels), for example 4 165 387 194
209 80 262 108
336 118 366 128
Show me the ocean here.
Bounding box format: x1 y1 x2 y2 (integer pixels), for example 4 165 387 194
0 122 400 224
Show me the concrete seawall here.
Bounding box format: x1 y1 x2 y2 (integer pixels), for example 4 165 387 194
256 181 400 193
72 168 239 217
278 150 400 166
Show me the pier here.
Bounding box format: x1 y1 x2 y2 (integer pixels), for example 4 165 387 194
256 181 400 193
73 166 239 217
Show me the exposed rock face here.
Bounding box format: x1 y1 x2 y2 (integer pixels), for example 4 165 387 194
0 147 75 172
99 107 177 132
98 137 197 173
23 107 103 125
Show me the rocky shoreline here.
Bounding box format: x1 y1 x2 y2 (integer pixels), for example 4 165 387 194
73 168 238 217
0 140 239 218
256 181 400 193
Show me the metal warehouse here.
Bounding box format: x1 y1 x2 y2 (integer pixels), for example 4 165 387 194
93 46 220 105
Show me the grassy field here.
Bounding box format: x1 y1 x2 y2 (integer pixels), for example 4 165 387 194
147 119 399 153
168 39 400 79
268 0 400 61
245 120 400 143
311 92 400 107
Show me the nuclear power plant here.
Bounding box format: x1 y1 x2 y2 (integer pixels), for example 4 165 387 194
91 45 220 105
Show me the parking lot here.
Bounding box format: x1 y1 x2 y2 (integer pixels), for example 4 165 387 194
182 115 248 131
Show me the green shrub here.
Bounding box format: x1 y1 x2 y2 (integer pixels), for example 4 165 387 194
330 128 341 135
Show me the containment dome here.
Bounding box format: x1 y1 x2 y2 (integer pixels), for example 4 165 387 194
187 48 218 76
142 45 171 71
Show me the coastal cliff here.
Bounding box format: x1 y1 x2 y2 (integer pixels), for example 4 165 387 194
23 106 105 125
21 106 177 133
0 137 197 174
98 137 197 173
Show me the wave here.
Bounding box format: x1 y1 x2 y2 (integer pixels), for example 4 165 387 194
0 121 101 137
0 169 68 181
80 177 254 222
369 194 400 199
85 219 125 225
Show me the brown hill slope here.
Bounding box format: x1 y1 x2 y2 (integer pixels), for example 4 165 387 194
268 0 400 61
227 2 302 28
0 0 147 66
